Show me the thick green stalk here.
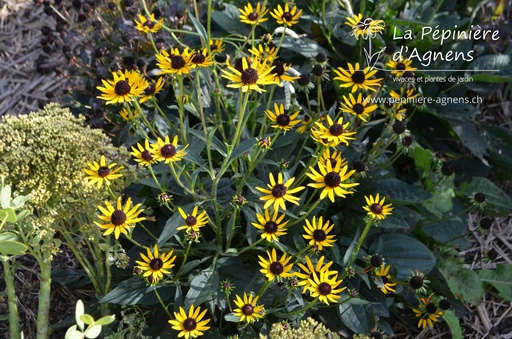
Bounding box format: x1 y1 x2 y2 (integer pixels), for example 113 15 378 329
36 260 52 339
3 259 20 339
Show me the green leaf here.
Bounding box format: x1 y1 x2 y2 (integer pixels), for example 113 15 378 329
478 264 512 301
338 304 372 334
434 103 487 161
422 219 471 248
80 314 95 325
189 15 208 46
227 138 256 165
185 263 219 307
0 240 28 255
457 177 512 217
100 276 174 305
158 212 183 246
439 261 483 305
421 180 455 218
377 179 431 203
0 208 17 224
370 233 436 280
1 184 11 209
84 324 102 338
0 232 17 242
95 315 116 326
443 310 463 339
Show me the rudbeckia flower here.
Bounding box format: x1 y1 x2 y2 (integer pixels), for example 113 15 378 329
256 172 305 211
135 244 176 284
97 69 148 104
258 248 294 281
83 155 124 189
271 3 303 26
363 193 393 220
307 161 359 203
94 196 146 239
233 292 265 323
169 305 211 338
239 2 269 25
333 63 382 93
221 57 276 93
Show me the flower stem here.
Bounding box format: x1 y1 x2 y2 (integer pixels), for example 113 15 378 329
341 219 373 279
2 259 20 339
154 287 174 319
288 297 319 316
35 259 52 339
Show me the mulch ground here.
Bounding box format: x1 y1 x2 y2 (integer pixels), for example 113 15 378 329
1 0 511 338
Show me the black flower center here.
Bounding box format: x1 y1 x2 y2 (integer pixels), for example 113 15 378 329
161 144 177 158
313 229 326 242
352 160 366 172
241 67 259 84
264 221 278 234
141 150 153 162
396 62 406 70
97 166 111 177
114 80 131 95
186 215 197 226
143 20 155 29
352 103 365 115
370 255 383 267
329 123 343 136
170 55 186 69
357 19 370 30
392 121 406 134
149 258 163 270
276 114 290 126
248 12 258 21
426 303 437 314
242 304 254 315
409 276 424 289
318 282 332 295
282 12 293 22
272 61 285 76
210 44 218 51
439 299 451 310
271 184 287 198
324 172 341 188
351 70 366 84
183 318 197 331
111 210 127 226
381 276 389 284
192 52 206 64
370 203 383 214
315 51 327 63
269 262 284 275
312 64 324 76
298 74 310 86
143 84 156 96
474 192 486 203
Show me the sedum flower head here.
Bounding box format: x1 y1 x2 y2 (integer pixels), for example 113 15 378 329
259 317 341 339
0 104 135 261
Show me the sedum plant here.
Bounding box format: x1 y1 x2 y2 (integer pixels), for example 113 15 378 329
0 103 135 338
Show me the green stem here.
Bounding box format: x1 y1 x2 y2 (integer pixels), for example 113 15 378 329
256 280 273 298
36 259 52 339
3 258 21 339
225 207 238 250
287 198 323 228
341 219 373 280
175 240 192 279
154 288 174 319
238 237 265 255
288 297 319 316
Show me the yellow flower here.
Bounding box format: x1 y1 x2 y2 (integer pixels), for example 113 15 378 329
373 264 397 294
251 209 289 242
269 60 300 86
412 295 444 329
318 148 348 171
233 292 265 323
83 155 124 189
177 206 209 232
152 135 188 164
386 57 417 77
239 2 269 25
302 216 336 251
258 248 294 281
169 305 211 338
139 77 165 103
307 161 359 203
295 256 336 293
156 47 194 76
256 172 305 211
363 194 393 220
135 13 164 33
94 196 146 239
248 44 277 65
345 13 385 39
333 63 382 93
135 244 176 284
311 115 356 147
97 69 148 104
265 103 301 131
390 87 419 102
209 39 225 54
271 3 303 26
339 93 378 122
130 139 156 167
221 57 277 93
308 271 346 305
119 107 140 121
190 48 216 68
